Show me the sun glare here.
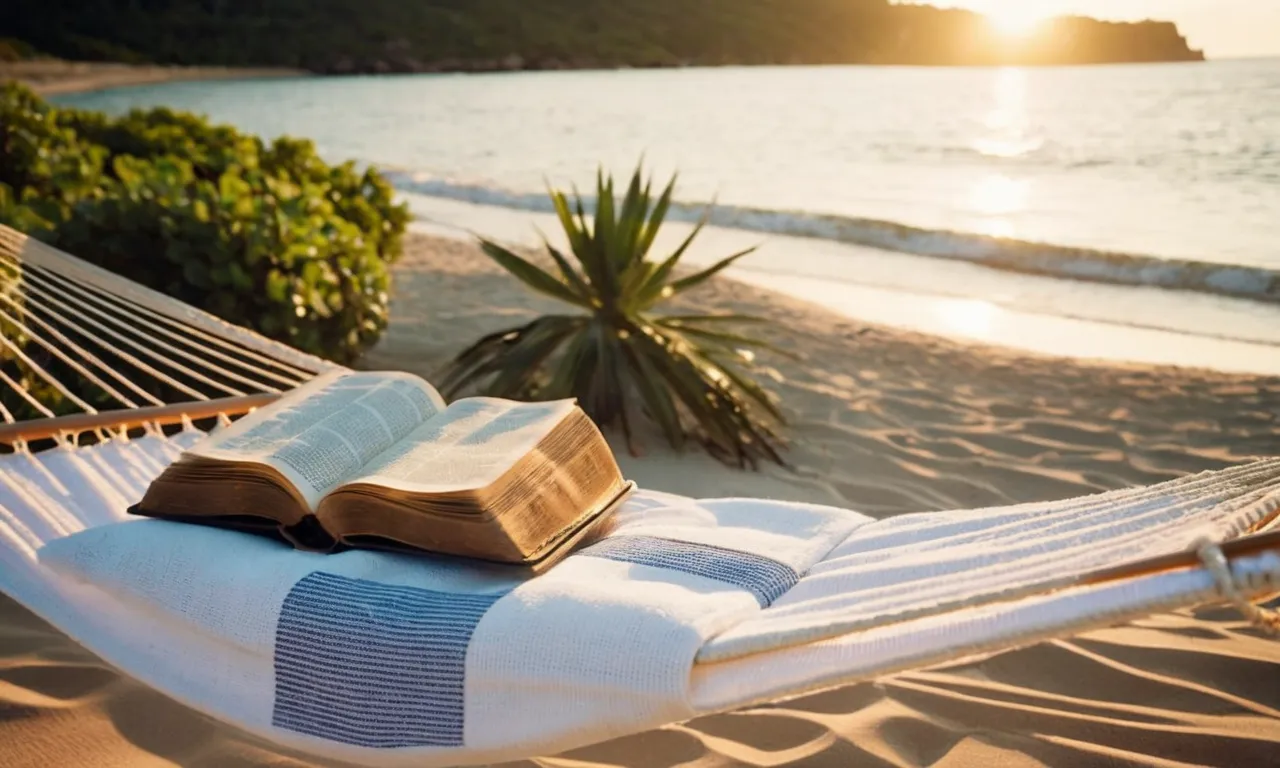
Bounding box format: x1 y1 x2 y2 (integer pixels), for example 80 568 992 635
985 3 1050 38
935 299 998 341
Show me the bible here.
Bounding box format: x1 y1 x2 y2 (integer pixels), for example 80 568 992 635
129 369 633 569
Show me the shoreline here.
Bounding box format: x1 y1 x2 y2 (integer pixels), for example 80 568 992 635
2 56 1216 98
391 173 1280 307
406 197 1280 377
0 60 306 96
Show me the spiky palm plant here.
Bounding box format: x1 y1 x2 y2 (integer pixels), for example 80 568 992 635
439 166 788 468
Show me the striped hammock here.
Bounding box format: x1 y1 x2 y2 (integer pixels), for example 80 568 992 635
0 223 1277 766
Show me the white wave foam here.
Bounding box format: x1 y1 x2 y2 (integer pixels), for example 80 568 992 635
386 172 1280 305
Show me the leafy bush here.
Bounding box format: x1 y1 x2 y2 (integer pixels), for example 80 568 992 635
0 83 408 364
440 166 787 468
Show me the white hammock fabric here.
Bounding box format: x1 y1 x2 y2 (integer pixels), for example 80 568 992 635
1 226 1280 766
2 435 1279 766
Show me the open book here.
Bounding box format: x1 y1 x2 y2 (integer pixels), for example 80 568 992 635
129 370 633 569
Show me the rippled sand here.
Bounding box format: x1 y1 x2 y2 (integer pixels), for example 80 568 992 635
2 233 1277 766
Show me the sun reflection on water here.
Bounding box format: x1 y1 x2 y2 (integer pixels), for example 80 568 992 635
974 67 1039 159
968 174 1028 238
967 67 1035 238
970 174 1027 216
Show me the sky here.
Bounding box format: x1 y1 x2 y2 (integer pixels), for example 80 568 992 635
926 1 1280 58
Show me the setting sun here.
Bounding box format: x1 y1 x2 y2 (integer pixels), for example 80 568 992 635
984 2 1052 36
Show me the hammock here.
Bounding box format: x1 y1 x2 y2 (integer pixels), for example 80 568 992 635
1 224 1278 767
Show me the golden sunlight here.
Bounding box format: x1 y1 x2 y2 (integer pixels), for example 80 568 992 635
966 173 1029 238
984 2 1051 37
969 174 1028 217
973 67 1035 159
934 298 998 341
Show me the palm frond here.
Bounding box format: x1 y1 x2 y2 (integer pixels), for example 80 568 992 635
637 176 675 257
666 246 757 296
478 239 588 307
549 189 588 261
653 316 799 360
539 236 593 300
631 208 710 310
657 313 769 325
441 163 794 468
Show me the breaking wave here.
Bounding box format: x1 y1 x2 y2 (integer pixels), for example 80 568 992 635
386 172 1280 304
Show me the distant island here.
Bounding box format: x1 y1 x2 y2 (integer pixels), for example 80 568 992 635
2 1 1204 74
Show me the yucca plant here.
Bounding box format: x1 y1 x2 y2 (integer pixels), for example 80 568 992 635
438 166 788 468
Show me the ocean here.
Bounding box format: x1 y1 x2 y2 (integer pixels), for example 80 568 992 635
57 60 1280 374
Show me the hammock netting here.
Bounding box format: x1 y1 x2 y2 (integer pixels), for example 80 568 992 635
0 224 333 446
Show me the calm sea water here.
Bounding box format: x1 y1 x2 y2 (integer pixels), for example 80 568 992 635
61 60 1280 268
58 60 1280 371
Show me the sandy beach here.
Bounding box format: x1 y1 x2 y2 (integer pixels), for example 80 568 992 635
2 232 1278 766
0 60 304 96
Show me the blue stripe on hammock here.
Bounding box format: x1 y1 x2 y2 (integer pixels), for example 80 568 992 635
272 572 501 748
581 535 799 607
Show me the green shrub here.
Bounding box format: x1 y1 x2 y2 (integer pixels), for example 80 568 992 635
440 165 787 468
0 83 408 365
0 85 108 216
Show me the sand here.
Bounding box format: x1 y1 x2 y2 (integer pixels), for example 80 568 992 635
2 232 1279 766
0 60 305 96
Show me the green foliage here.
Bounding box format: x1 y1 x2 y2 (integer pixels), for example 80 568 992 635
440 166 787 468
0 38 43 62
0 83 408 364
0 1 1201 70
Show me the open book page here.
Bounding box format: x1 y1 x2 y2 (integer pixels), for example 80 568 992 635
192 370 446 509
343 398 577 495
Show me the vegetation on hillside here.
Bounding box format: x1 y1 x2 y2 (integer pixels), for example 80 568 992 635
441 166 788 468
1 1 1203 72
0 84 408 376
0 38 43 62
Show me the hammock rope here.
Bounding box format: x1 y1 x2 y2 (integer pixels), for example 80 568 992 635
61 274 313 384
8 259 304 391
0 293 150 408
1197 537 1280 636
0 224 334 441
0 227 334 373
0 366 56 419
0 255 312 384
0 260 250 399
0 274 215 402
0 318 99 413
